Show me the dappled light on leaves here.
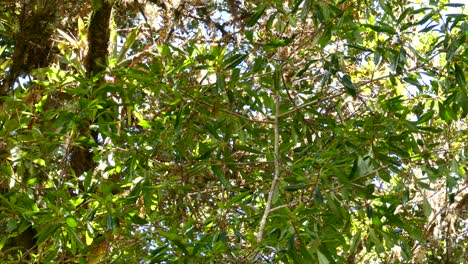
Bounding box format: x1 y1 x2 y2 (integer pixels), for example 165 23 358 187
0 0 467 263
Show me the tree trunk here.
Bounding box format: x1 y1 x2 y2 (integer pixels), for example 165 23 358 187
71 1 113 177
0 0 57 259
0 0 57 99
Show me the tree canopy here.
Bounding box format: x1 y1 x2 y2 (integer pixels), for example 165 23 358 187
0 0 467 263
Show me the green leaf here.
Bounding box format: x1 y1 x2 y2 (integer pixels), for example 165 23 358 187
57 29 78 47
439 101 455 122
397 7 412 24
319 27 332 48
349 157 358 179
366 204 374 219
444 3 466 7
234 144 262 154
138 120 154 128
451 159 462 177
90 0 103 11
284 175 306 183
419 24 438 32
401 239 412 261
106 213 119 230
341 74 356 96
226 192 251 207
368 228 384 253
33 158 46 166
117 26 139 65
423 198 432 217
349 231 362 255
212 165 232 191
247 5 267 27
283 183 306 191
264 39 290 48
0 45 6 57
216 72 225 93
245 30 254 42
66 225 84 248
224 54 247 70
296 60 318 77
374 48 382 65
317 250 330 264
362 23 397 35
416 110 435 124
274 67 280 91
66 217 78 228
416 11 435 26
314 187 324 204
378 0 395 21
159 230 189 254
36 224 59 245
4 119 18 134
454 63 465 87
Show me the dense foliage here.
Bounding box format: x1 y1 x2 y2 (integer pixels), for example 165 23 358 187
0 0 467 263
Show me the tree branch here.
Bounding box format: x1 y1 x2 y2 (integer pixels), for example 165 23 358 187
256 88 281 242
277 91 345 119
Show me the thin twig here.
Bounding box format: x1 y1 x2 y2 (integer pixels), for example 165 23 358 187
180 89 274 124
256 88 281 242
277 91 344 119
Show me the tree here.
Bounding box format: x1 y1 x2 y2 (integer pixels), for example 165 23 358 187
0 0 466 263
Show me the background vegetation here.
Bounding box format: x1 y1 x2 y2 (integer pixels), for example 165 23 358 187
0 0 466 263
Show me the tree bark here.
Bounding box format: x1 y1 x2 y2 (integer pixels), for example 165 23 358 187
85 1 113 77
71 1 113 177
0 1 57 259
0 0 57 99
